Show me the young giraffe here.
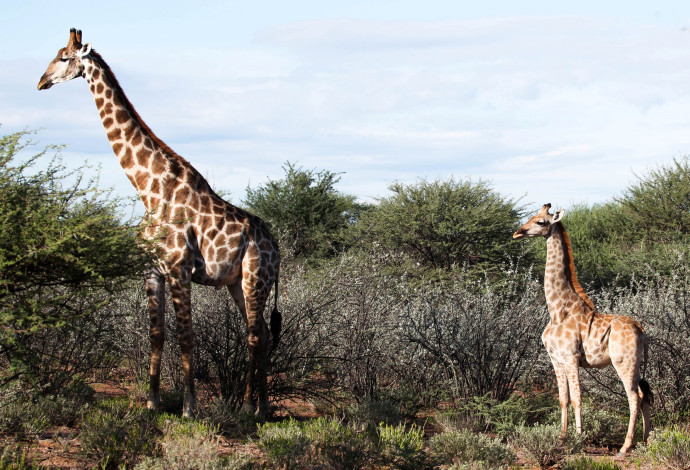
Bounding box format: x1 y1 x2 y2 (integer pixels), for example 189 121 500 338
513 203 652 454
38 28 281 419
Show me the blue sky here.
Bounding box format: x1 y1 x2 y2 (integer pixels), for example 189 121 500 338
3 1 690 213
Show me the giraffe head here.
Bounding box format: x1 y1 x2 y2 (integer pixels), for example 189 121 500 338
38 28 92 90
512 203 564 239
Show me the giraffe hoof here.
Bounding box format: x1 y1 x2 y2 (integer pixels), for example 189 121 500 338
146 397 160 410
241 401 255 415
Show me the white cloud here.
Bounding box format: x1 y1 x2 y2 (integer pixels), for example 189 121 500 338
6 15 690 213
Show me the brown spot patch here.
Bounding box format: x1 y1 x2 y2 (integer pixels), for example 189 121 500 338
105 89 112 99
120 148 134 169
136 148 150 167
135 171 149 190
150 178 160 195
151 157 166 175
107 128 121 141
96 83 104 94
174 186 190 205
103 117 114 128
112 143 123 155
95 97 104 108
116 109 129 124
132 130 143 147
92 69 101 80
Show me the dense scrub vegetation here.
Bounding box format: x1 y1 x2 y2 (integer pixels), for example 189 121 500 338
2 128 690 468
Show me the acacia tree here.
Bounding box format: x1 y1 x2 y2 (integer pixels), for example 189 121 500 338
352 178 529 280
243 162 367 263
0 130 148 392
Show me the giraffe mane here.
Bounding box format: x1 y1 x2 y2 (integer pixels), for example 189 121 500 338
88 49 216 196
557 223 595 310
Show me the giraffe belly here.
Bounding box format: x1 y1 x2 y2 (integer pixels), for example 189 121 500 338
191 252 242 286
580 347 611 368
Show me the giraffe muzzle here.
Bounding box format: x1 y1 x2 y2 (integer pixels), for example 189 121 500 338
37 76 53 90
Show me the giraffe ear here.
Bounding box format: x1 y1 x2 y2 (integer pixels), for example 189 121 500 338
553 209 565 223
79 43 92 58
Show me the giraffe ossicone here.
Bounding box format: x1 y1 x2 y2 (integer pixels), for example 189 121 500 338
39 28 281 419
513 203 652 454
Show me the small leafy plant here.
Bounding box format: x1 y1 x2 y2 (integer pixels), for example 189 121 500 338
429 429 516 468
633 425 690 470
512 424 587 468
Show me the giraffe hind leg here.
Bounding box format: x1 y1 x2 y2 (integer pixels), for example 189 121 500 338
169 276 196 419
145 272 166 411
613 361 642 454
229 281 270 418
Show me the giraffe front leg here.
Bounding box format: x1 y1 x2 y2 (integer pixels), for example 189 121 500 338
564 359 583 435
553 365 571 439
145 271 166 411
551 357 570 439
169 276 196 419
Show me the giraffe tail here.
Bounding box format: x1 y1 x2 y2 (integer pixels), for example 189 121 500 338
269 275 281 351
639 340 654 406
639 379 654 406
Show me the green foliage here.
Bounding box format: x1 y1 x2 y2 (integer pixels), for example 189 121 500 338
428 429 516 468
344 399 405 434
134 418 251 470
437 393 555 437
0 385 93 437
548 401 627 446
512 424 587 468
0 445 38 470
353 177 528 280
561 456 622 470
80 399 160 469
633 425 690 470
244 161 366 262
375 422 428 470
620 156 690 237
0 129 147 389
256 417 369 469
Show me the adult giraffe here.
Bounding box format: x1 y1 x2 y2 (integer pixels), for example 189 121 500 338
513 203 652 454
38 28 281 419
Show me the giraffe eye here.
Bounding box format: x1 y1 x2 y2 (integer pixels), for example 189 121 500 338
536 220 547 226
60 57 69 62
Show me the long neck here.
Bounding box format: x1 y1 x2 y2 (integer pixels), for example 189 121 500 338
81 51 204 213
544 223 595 322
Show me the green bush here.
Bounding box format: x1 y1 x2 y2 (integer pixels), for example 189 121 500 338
134 418 252 470
0 383 94 438
353 177 529 280
0 129 148 392
633 425 690 470
80 399 159 469
0 445 37 470
244 161 365 262
512 424 587 468
546 401 627 446
256 417 369 470
429 429 516 468
438 393 555 436
561 456 622 470
256 418 315 469
375 422 428 470
344 399 404 433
